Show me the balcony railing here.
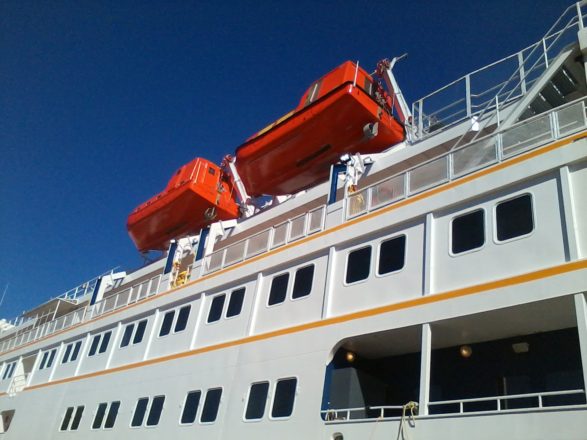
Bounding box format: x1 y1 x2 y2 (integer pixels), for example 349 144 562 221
347 98 587 219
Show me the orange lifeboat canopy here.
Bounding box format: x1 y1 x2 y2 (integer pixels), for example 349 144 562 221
234 61 405 196
127 158 240 252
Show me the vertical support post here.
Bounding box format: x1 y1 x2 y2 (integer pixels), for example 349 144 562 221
542 38 549 68
517 52 527 95
418 100 424 138
574 293 587 392
423 213 434 296
419 323 432 415
577 2 584 30
558 166 579 262
465 75 472 118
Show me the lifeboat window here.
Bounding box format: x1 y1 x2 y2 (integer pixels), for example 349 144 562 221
159 310 175 337
226 288 246 318
174 305 191 333
292 265 314 299
268 273 290 306
200 388 223 423
496 194 534 242
104 401 120 429
451 209 485 254
207 294 226 323
345 246 372 284
146 395 165 427
130 397 149 427
271 378 297 419
245 381 269 420
378 235 406 275
180 390 202 424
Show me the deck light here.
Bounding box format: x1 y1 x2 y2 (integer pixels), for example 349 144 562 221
345 351 356 363
459 345 472 358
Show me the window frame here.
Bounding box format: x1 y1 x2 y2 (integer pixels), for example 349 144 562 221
159 305 191 337
375 234 407 277
344 245 372 285
269 377 298 420
449 208 486 256
291 265 315 301
267 272 290 307
207 294 226 324
225 287 246 319
88 330 113 357
493 193 535 244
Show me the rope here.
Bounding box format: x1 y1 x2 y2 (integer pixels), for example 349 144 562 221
396 401 418 440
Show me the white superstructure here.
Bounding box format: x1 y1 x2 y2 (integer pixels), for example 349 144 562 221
1 3 587 439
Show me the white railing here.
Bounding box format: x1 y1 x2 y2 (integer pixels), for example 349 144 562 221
204 206 326 274
428 389 586 414
347 98 587 219
0 275 162 354
411 2 586 139
321 405 404 421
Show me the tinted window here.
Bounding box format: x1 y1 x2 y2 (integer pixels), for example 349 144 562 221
120 324 134 348
88 335 100 356
104 401 120 429
99 332 112 354
346 246 371 283
268 273 289 306
452 209 485 254
70 406 84 430
159 311 175 336
226 288 245 318
146 396 165 427
92 403 107 429
39 352 49 370
200 388 222 423
47 349 57 368
496 194 534 241
62 344 73 364
207 295 225 323
245 382 269 420
271 378 297 418
133 320 147 344
292 265 314 299
131 398 149 427
180 390 201 424
60 407 73 431
71 341 82 361
378 235 406 275
174 306 191 333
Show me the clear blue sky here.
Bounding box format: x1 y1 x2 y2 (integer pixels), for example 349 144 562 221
0 0 572 319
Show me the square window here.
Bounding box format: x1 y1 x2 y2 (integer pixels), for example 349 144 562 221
378 235 406 275
451 209 485 254
496 194 534 241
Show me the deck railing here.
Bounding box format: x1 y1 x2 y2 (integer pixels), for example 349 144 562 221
322 389 586 423
203 205 326 274
411 1 587 139
347 98 587 219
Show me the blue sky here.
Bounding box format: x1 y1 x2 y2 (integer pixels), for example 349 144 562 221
0 0 572 319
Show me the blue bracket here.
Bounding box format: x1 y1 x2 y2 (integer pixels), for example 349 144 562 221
195 228 209 261
164 241 178 274
328 163 346 205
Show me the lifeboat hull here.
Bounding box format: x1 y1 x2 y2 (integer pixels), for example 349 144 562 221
235 62 404 196
127 158 239 252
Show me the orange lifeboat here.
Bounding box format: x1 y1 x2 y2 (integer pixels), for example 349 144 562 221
235 61 405 196
127 158 240 252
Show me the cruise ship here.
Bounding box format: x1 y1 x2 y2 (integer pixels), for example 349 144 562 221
1 2 586 439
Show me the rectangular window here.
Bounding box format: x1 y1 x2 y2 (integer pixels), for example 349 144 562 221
496 194 534 241
200 388 222 423
159 311 175 337
92 403 107 429
47 349 57 369
60 407 74 431
451 209 485 254
245 382 269 420
2 362 16 380
88 335 101 356
133 320 148 344
99 332 112 354
207 295 226 323
174 305 191 333
62 344 73 364
271 378 297 418
146 395 165 427
104 401 120 429
292 265 314 299
70 341 82 362
268 273 289 306
70 406 84 430
39 351 49 370
180 390 201 424
131 398 149 427
346 246 371 283
120 324 135 348
226 288 245 318
378 235 406 275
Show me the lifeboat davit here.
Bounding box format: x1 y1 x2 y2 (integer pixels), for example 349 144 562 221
234 61 405 196
127 158 240 252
